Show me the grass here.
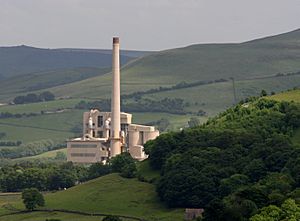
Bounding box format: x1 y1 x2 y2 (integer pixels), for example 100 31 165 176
0 110 82 143
0 67 110 101
0 211 126 221
44 29 300 101
132 112 206 131
0 99 83 114
13 148 67 162
0 194 21 216
137 160 160 183
8 174 183 221
143 74 300 116
268 89 300 103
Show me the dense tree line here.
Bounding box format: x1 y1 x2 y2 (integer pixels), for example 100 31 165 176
0 153 137 192
13 91 55 104
0 140 64 159
121 79 228 100
75 98 187 114
0 140 22 146
0 162 107 192
0 112 39 119
145 98 300 220
145 118 170 132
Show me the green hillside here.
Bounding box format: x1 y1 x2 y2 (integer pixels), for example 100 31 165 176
0 174 183 221
267 89 300 144
0 67 110 101
0 45 146 79
48 29 300 97
268 88 300 103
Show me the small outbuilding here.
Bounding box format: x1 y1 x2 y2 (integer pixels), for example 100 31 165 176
184 208 204 220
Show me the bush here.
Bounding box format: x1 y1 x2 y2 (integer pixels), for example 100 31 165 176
102 215 122 221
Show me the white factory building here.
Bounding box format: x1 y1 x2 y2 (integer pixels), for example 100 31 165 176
67 37 159 163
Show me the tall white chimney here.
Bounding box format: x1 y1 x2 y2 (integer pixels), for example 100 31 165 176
110 37 121 157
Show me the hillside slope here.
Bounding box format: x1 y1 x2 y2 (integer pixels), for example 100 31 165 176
48 29 300 97
5 174 183 221
0 45 148 79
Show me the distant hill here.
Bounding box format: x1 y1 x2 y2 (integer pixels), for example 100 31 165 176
44 29 300 96
0 67 110 97
0 45 150 79
1 29 300 113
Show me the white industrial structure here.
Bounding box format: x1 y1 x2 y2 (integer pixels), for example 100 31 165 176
67 37 159 163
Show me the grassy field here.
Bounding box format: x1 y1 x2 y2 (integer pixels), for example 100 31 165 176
268 89 300 103
4 174 183 221
132 112 206 131
143 74 300 116
43 29 300 100
0 67 110 101
0 194 21 216
12 148 67 162
0 110 82 143
0 211 131 221
0 98 83 114
137 160 160 183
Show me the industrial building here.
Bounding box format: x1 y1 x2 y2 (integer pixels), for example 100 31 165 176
67 37 159 163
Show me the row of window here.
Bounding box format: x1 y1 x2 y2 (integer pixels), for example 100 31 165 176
70 144 97 148
71 153 96 157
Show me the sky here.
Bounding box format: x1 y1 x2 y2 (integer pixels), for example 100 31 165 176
0 0 299 51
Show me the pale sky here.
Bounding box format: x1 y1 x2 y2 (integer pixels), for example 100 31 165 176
0 0 299 50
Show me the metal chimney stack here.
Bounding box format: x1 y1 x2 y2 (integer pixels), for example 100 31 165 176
110 37 121 157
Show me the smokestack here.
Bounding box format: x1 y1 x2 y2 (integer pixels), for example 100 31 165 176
110 37 121 157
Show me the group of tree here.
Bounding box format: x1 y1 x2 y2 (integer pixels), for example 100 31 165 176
0 153 137 192
0 112 39 119
13 91 55 104
121 79 228 100
145 118 170 132
250 198 300 221
0 139 64 159
0 140 22 146
144 97 300 220
75 97 187 114
110 152 137 178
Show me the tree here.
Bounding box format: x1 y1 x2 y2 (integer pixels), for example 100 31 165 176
39 91 55 101
188 117 201 128
250 198 300 221
110 153 137 178
88 163 111 179
102 215 122 221
260 90 267 97
120 162 137 178
22 188 45 210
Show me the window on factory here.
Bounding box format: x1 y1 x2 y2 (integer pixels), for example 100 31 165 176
139 131 144 144
121 123 128 132
71 153 96 157
98 116 103 127
70 144 97 148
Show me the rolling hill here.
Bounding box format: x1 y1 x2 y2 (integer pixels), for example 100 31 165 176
0 174 183 221
0 45 150 79
1 29 300 161
44 29 300 103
